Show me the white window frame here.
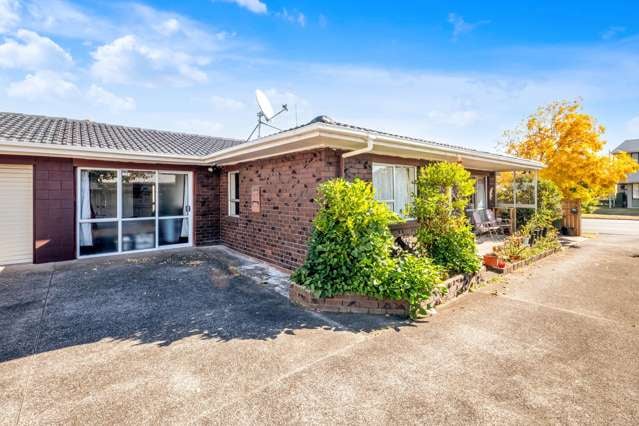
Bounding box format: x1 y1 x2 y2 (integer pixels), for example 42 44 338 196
633 183 639 200
632 152 639 163
372 163 416 217
228 171 240 217
76 167 193 259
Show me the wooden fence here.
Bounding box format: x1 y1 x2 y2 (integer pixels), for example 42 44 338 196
561 200 581 236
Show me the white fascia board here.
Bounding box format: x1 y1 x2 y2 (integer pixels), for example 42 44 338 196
0 138 206 165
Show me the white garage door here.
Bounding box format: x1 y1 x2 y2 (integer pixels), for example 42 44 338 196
0 164 33 265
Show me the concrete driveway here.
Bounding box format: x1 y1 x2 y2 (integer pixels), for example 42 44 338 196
2 238 638 424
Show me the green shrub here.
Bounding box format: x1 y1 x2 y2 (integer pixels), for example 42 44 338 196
291 178 401 298
292 178 444 319
408 162 481 275
383 254 445 318
426 225 482 274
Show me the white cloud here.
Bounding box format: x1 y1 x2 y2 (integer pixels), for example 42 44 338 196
174 118 223 135
87 84 136 112
275 9 306 27
448 13 489 41
318 14 327 29
210 95 245 111
626 116 639 135
0 0 20 33
0 29 72 70
90 35 208 86
427 109 480 128
157 18 180 36
7 70 77 100
601 26 626 40
223 0 267 14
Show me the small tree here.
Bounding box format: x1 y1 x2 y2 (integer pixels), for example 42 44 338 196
409 162 481 274
502 100 639 207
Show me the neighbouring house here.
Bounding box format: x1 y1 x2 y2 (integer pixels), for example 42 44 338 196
612 139 639 208
0 112 543 269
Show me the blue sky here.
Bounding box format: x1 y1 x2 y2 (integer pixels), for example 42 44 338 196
0 0 637 152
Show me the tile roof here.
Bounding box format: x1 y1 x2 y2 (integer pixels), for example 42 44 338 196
304 115 542 165
613 139 639 154
0 112 246 157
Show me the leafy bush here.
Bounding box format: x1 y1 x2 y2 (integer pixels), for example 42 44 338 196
408 162 481 275
291 178 400 297
514 178 563 232
292 178 444 319
383 254 445 318
426 225 481 274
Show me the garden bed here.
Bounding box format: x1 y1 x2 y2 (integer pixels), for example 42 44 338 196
484 246 561 274
289 270 485 318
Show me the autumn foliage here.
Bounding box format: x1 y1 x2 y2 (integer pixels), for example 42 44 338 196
502 100 639 205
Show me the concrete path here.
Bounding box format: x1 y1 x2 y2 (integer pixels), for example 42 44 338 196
1 238 638 424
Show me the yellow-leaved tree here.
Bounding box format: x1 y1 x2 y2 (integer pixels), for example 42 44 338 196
502 100 639 207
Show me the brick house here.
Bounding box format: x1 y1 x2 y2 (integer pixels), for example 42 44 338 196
612 139 639 208
0 112 543 269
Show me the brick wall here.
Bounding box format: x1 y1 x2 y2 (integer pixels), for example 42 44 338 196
220 149 340 270
343 154 428 181
34 157 75 263
194 167 220 245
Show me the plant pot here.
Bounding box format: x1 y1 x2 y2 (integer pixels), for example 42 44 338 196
483 254 505 269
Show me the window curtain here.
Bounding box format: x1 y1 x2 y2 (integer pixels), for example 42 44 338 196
476 177 487 209
394 167 412 216
180 176 189 238
79 171 93 246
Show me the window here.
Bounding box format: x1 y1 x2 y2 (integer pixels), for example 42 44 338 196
470 176 488 210
632 152 639 163
372 164 416 216
633 184 639 200
78 169 191 257
228 171 240 216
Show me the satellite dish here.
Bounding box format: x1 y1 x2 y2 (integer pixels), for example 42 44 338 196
255 89 275 121
247 89 288 140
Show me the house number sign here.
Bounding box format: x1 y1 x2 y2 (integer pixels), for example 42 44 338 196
251 186 260 213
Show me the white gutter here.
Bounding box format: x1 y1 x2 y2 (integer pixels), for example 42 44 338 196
342 135 375 158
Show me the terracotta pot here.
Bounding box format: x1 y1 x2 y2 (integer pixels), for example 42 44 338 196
484 254 507 269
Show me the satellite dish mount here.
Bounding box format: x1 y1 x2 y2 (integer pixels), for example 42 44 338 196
247 89 288 140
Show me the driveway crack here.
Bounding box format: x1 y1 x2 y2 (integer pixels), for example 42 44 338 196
15 267 55 426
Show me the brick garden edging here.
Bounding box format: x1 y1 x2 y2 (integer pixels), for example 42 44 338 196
485 246 562 274
289 283 410 316
289 269 485 317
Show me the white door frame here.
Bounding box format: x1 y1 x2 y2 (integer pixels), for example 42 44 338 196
76 167 194 259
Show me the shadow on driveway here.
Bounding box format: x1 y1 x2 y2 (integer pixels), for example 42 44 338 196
0 247 409 363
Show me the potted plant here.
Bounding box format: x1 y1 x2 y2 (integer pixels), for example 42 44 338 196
483 253 506 269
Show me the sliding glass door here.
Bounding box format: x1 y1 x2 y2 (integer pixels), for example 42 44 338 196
77 168 192 258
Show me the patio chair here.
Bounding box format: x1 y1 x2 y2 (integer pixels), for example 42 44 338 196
486 209 511 235
472 211 501 239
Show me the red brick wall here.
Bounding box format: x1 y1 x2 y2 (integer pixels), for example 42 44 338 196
34 157 76 263
194 167 220 245
220 149 340 270
344 154 428 181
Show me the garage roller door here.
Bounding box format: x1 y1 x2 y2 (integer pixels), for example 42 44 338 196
0 164 33 265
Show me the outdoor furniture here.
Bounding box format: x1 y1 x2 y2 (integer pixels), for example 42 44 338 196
486 209 511 235
471 210 501 239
